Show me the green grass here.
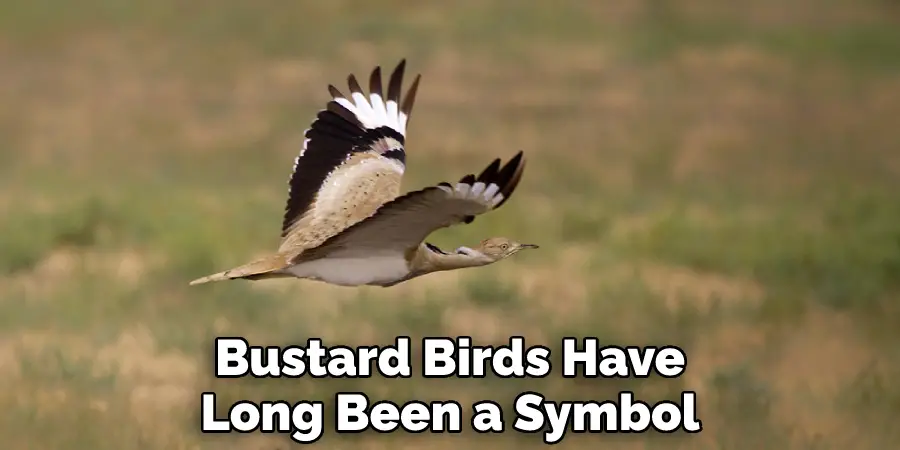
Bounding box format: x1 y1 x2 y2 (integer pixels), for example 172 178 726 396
1 0 899 449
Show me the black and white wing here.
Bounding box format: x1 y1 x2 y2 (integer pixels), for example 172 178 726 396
293 152 526 262
279 60 421 250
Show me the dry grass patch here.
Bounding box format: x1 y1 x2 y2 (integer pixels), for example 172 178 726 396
443 305 540 343
637 262 764 312
7 247 160 298
673 120 750 181
681 321 767 394
766 307 877 437
514 246 592 321
3 326 200 445
94 326 198 384
3 32 326 168
677 0 898 26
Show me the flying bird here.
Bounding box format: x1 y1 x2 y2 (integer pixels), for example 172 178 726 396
189 60 537 288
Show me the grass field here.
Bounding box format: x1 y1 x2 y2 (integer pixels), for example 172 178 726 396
2 0 899 448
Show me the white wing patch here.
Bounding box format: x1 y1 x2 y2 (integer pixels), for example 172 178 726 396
439 179 506 207
332 95 408 135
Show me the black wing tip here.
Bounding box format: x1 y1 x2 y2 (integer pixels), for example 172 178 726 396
369 66 383 96
387 59 409 103
460 151 525 193
347 74 363 94
400 73 422 117
463 151 525 210
450 151 525 213
459 174 477 185
333 59 420 118
501 151 525 179
328 84 343 99
394 59 407 74
506 150 525 170
333 60 412 96
494 151 526 208
476 158 502 183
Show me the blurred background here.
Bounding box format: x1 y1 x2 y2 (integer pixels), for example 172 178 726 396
1 0 899 448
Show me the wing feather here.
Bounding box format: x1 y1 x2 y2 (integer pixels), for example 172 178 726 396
280 60 422 243
293 152 526 262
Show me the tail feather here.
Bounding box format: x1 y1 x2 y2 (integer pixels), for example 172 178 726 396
189 254 289 286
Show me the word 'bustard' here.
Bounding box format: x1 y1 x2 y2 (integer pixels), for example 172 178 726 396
189 60 537 288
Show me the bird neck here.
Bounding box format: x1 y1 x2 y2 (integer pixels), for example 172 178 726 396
414 244 492 274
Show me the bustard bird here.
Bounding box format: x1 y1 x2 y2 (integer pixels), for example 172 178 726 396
189 60 537 288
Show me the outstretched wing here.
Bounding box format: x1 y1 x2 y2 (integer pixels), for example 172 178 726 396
293 151 525 262
279 60 422 251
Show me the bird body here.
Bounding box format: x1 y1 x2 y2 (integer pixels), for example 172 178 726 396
285 253 411 287
189 60 537 288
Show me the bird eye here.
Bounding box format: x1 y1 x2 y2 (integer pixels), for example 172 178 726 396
500 244 509 250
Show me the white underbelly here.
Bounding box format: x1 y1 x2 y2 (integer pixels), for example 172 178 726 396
285 255 411 287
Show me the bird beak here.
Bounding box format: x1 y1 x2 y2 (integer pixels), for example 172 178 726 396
520 244 539 250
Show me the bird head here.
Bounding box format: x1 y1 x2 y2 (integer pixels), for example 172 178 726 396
476 237 539 261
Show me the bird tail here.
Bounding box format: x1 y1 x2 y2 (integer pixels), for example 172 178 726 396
189 254 291 286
